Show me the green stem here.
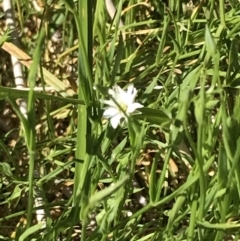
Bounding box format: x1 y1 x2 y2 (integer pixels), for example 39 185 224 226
26 27 45 228
219 0 225 27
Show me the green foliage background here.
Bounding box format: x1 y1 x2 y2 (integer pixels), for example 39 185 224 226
1 0 240 240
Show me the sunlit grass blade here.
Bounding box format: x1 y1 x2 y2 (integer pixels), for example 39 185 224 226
1 42 75 97
26 27 45 228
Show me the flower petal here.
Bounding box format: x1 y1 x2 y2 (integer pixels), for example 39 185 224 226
116 85 128 100
127 85 137 104
101 99 116 107
103 107 119 118
127 102 143 113
127 84 134 96
110 114 122 129
108 88 115 96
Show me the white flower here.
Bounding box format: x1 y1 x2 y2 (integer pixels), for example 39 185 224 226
101 84 143 129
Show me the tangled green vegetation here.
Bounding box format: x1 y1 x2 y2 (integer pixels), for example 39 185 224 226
1 0 240 240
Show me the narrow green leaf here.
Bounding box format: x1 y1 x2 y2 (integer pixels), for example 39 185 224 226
149 154 158 202
19 223 45 241
84 175 129 215
205 25 216 57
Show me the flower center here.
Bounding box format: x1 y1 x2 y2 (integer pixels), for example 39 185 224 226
119 102 128 113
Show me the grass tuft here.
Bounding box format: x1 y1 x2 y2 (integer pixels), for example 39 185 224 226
1 0 240 240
